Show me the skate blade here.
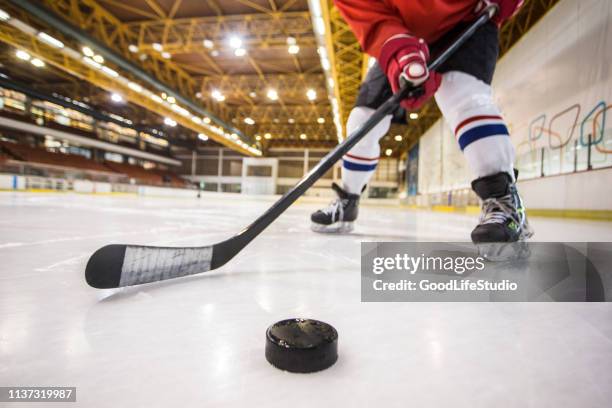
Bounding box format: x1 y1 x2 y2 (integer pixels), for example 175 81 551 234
476 241 531 262
311 221 354 234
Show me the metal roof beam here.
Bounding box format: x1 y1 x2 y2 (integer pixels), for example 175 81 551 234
6 0 253 147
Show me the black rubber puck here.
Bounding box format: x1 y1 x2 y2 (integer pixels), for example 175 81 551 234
265 318 338 373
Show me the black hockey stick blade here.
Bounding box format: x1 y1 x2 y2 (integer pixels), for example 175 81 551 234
85 9 494 289
86 244 214 288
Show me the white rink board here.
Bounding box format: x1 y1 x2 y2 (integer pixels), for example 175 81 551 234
0 174 16 189
73 180 112 194
138 185 199 198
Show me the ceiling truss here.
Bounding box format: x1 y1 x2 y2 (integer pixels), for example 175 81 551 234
0 0 562 154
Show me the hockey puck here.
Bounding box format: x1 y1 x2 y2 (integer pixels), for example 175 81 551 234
265 318 338 373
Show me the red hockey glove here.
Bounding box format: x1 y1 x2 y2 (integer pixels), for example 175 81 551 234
379 34 441 111
475 0 524 26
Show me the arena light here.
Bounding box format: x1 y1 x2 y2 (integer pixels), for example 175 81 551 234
409 112 419 120
255 135 262 141
211 89 225 102
306 89 317 101
394 135 402 141
320 57 330 71
267 89 278 101
30 58 45 68
249 91 256 98
385 149 393 156
166 96 176 104
37 32 64 49
244 117 255 125
234 48 246 57
300 133 307 140
288 45 300 55
15 50 31 61
229 36 242 49
128 82 143 93
110 93 123 103
163 117 177 127
81 46 94 57
198 133 209 141
152 43 163 52
314 17 325 35
171 104 189 117
128 44 139 53
203 39 214 49
101 66 119 78
0 8 9 21
317 117 325 124
310 0 343 141
161 51 171 59
286 36 296 45
203 117 211 124
264 133 272 139
92 54 104 64
83 56 101 69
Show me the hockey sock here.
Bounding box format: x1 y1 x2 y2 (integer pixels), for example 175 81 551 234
435 71 515 180
341 106 392 194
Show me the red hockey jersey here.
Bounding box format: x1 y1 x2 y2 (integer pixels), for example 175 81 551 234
334 0 479 59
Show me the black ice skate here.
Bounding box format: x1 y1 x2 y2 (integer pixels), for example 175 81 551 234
471 170 534 260
311 183 361 233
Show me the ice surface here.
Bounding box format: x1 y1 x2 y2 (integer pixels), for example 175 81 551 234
1 191 611 407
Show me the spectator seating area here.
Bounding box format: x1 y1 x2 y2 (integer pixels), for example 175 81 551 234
153 169 188 187
0 141 186 187
103 162 187 187
103 161 162 186
1 141 112 173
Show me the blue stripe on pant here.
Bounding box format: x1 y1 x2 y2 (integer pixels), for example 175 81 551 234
458 124 509 150
342 160 378 171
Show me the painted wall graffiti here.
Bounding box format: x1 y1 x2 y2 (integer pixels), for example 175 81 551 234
515 100 612 179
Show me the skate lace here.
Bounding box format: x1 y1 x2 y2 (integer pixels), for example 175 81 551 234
480 194 519 225
480 194 534 239
322 198 346 223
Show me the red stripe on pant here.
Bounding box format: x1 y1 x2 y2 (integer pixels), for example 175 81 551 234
344 153 379 162
454 115 503 136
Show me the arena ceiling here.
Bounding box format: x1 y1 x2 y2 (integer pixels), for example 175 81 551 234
0 0 559 157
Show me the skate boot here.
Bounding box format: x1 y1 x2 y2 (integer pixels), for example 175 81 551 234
311 182 361 233
471 170 534 260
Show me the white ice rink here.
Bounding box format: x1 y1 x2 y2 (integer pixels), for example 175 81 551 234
1 191 612 407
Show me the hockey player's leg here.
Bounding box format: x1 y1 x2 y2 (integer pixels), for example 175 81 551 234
311 60 394 233
310 106 392 233
435 71 533 255
342 106 391 194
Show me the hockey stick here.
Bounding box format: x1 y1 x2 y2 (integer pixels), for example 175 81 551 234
85 8 495 288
